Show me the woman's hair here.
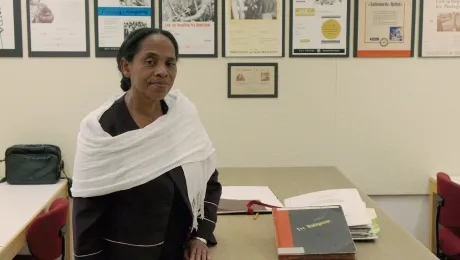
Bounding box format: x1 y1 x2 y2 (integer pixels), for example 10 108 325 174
116 28 179 92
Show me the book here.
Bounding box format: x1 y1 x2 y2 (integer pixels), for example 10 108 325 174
217 186 284 214
284 189 379 240
273 205 356 260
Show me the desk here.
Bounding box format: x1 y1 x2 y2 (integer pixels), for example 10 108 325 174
428 175 460 253
0 180 70 260
210 167 438 260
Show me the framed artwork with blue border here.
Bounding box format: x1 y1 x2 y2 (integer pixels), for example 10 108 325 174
95 0 155 57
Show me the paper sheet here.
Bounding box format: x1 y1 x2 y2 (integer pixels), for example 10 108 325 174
219 186 284 213
284 189 371 227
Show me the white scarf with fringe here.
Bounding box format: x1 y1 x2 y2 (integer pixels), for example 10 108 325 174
70 89 216 231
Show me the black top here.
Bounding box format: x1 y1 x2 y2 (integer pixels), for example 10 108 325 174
72 95 222 260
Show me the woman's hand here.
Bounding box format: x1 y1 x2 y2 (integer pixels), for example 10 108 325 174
184 238 211 260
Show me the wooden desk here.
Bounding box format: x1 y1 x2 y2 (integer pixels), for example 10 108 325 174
428 175 460 254
210 167 438 260
0 180 70 260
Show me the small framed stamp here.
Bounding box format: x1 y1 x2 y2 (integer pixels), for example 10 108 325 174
227 63 278 98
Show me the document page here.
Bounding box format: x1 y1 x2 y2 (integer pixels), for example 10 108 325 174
219 186 284 213
284 189 371 227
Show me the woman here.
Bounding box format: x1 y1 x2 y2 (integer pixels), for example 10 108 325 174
71 28 222 260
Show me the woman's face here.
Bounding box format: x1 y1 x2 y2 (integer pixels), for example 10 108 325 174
121 34 177 101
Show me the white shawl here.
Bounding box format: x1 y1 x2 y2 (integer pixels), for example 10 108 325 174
70 89 216 230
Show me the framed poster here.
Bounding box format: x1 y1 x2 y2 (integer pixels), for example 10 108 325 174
95 0 154 57
419 0 460 57
353 0 416 58
26 0 90 57
0 0 23 57
223 0 285 57
289 0 351 58
227 63 278 98
159 0 218 57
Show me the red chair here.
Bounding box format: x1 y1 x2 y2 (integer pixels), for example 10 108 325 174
14 198 69 260
435 172 460 260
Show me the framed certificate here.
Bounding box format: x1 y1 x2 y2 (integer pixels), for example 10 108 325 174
95 0 154 57
353 0 416 58
26 0 90 57
0 0 23 57
228 63 278 98
223 0 285 57
159 0 218 57
419 0 460 57
289 0 351 57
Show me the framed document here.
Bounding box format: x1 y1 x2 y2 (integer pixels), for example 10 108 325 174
419 0 460 57
228 63 278 98
0 0 23 57
289 0 351 57
353 0 416 58
223 0 285 57
159 0 218 57
26 0 90 57
95 0 154 57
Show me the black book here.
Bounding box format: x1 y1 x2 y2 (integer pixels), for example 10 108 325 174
273 205 356 260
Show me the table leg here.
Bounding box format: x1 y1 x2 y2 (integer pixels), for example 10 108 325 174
429 180 437 253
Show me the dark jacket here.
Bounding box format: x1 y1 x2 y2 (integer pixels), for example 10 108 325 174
72 96 222 260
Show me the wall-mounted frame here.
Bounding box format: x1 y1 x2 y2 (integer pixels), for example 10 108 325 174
0 0 23 57
289 0 351 58
159 0 218 57
353 0 416 58
419 0 460 57
26 0 90 57
95 0 154 57
222 0 285 57
227 63 278 98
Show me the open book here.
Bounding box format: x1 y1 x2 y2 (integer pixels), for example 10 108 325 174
284 188 379 240
217 186 284 214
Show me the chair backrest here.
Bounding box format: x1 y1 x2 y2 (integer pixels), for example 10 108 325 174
26 198 69 260
437 172 460 228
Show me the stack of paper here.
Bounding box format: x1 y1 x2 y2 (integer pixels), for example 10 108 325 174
284 188 380 240
218 186 284 214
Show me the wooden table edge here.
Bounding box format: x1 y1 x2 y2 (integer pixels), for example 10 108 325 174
0 181 70 260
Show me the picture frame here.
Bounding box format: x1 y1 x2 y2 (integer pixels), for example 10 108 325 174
0 0 23 57
289 0 351 58
159 0 218 58
227 63 278 98
94 0 155 57
26 0 90 57
418 0 460 57
222 0 285 58
353 0 416 58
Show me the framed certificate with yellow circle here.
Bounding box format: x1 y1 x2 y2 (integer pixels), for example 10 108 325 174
289 0 351 57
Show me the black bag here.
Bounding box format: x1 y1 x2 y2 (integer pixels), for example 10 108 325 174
0 144 69 185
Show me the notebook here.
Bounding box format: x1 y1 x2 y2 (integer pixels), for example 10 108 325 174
284 189 379 240
273 205 356 260
217 186 284 214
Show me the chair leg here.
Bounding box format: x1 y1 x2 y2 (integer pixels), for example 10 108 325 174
435 193 444 257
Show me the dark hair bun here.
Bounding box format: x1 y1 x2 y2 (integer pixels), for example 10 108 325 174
120 76 131 91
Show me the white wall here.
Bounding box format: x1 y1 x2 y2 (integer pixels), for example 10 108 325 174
372 195 431 247
2 0 457 196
